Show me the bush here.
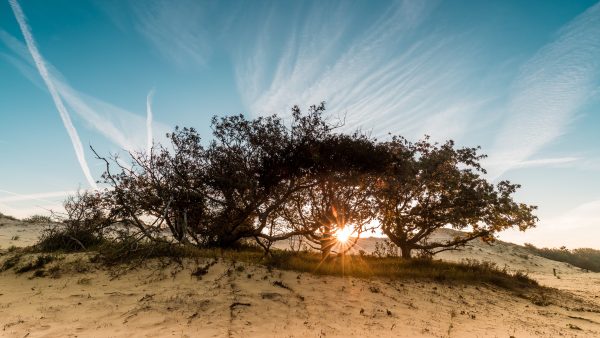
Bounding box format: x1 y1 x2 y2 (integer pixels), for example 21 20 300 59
22 215 52 224
373 239 400 258
38 225 104 252
36 191 107 252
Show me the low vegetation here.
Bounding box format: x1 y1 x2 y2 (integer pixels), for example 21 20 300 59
22 214 52 224
263 252 538 290
524 243 600 272
14 254 54 274
37 192 107 252
0 243 538 291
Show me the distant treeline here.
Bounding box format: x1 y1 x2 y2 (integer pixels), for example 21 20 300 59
524 243 600 272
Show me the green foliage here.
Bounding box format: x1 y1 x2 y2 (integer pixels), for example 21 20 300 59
524 243 600 272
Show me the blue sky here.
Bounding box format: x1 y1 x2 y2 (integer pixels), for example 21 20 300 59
1 0 599 248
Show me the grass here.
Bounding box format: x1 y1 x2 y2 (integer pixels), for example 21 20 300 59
15 254 54 274
262 252 538 290
1 254 22 272
6 235 539 290
84 241 538 291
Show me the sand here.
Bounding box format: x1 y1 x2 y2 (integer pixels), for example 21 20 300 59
1 219 599 337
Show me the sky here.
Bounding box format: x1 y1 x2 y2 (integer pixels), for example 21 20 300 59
1 0 599 249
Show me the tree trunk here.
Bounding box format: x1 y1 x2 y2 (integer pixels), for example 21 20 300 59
320 225 335 260
400 246 412 259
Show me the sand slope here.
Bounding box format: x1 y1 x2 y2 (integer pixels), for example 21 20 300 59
1 217 600 337
1 256 599 338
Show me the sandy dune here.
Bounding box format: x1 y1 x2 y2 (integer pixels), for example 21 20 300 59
1 218 600 337
0 218 41 249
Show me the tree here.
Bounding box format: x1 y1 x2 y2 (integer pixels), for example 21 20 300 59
202 103 342 249
92 126 210 246
88 102 345 249
376 136 538 259
277 132 387 258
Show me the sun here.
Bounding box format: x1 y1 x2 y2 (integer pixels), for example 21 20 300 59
334 226 353 243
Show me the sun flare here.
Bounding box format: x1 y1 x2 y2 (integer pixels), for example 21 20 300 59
334 226 353 243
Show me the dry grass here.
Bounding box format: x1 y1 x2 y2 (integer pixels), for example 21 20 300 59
85 241 539 290
1 238 540 291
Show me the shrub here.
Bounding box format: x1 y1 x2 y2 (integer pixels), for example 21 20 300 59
373 239 400 258
38 225 103 252
22 215 52 224
37 191 107 252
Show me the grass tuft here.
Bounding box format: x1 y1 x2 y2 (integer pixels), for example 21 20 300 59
26 236 541 291
15 255 54 274
1 254 22 272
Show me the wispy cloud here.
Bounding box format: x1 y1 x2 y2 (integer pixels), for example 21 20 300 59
235 1 488 142
3 1 173 218
0 189 75 204
486 2 600 178
512 156 581 169
500 199 600 249
0 31 170 154
0 188 73 219
0 202 62 219
146 89 155 156
9 0 97 189
130 0 211 67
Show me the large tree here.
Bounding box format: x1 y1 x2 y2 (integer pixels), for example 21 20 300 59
83 103 347 249
276 133 387 258
203 103 341 248
376 136 538 259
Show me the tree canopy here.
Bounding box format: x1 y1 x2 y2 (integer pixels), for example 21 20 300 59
376 136 538 258
60 103 537 259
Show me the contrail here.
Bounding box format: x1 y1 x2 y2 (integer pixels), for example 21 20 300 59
9 0 97 189
0 188 75 204
146 89 155 156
